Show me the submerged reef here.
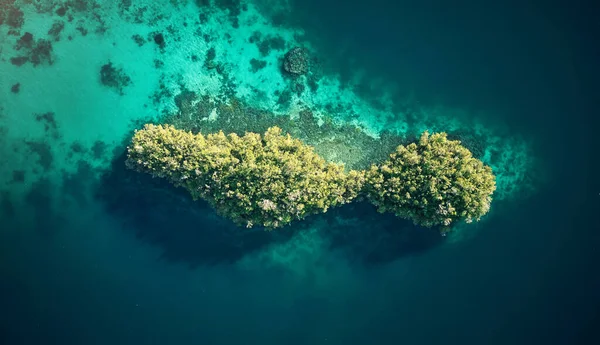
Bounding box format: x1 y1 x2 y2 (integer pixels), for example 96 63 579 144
100 62 131 95
283 47 310 76
10 32 54 67
126 125 496 232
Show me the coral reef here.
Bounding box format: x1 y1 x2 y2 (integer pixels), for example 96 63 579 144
0 3 24 29
162 93 405 171
283 47 309 75
10 83 20 93
249 58 267 73
47 21 65 41
100 62 131 95
10 32 54 67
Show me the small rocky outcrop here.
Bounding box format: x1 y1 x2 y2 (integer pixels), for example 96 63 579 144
283 47 309 76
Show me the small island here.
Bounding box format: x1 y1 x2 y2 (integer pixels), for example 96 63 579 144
365 131 497 230
126 124 496 232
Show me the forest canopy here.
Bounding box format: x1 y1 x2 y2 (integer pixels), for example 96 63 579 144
126 125 496 231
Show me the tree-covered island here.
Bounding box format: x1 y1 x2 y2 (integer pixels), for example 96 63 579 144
126 124 496 232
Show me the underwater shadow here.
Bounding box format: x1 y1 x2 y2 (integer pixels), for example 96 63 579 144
95 148 442 268
95 150 292 268
319 201 444 265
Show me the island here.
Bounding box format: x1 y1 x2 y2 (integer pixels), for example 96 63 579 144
126 124 496 232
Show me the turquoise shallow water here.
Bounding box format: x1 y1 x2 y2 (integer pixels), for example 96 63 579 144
1 1 599 344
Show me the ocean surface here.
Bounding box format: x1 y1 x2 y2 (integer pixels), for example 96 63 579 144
1 0 598 344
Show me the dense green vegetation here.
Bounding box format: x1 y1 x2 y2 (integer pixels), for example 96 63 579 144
365 132 496 229
126 124 364 229
126 125 496 231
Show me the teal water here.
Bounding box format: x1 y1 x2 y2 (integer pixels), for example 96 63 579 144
1 1 598 344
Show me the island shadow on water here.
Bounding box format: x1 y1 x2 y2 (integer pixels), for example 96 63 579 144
321 202 444 265
96 150 443 268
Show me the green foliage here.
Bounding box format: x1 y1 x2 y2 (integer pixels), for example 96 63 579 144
365 131 496 228
126 124 365 229
127 125 496 232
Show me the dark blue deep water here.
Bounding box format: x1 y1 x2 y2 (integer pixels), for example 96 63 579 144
1 0 598 344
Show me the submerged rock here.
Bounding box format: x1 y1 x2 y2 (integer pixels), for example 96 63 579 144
283 47 309 75
100 62 131 95
153 33 165 48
